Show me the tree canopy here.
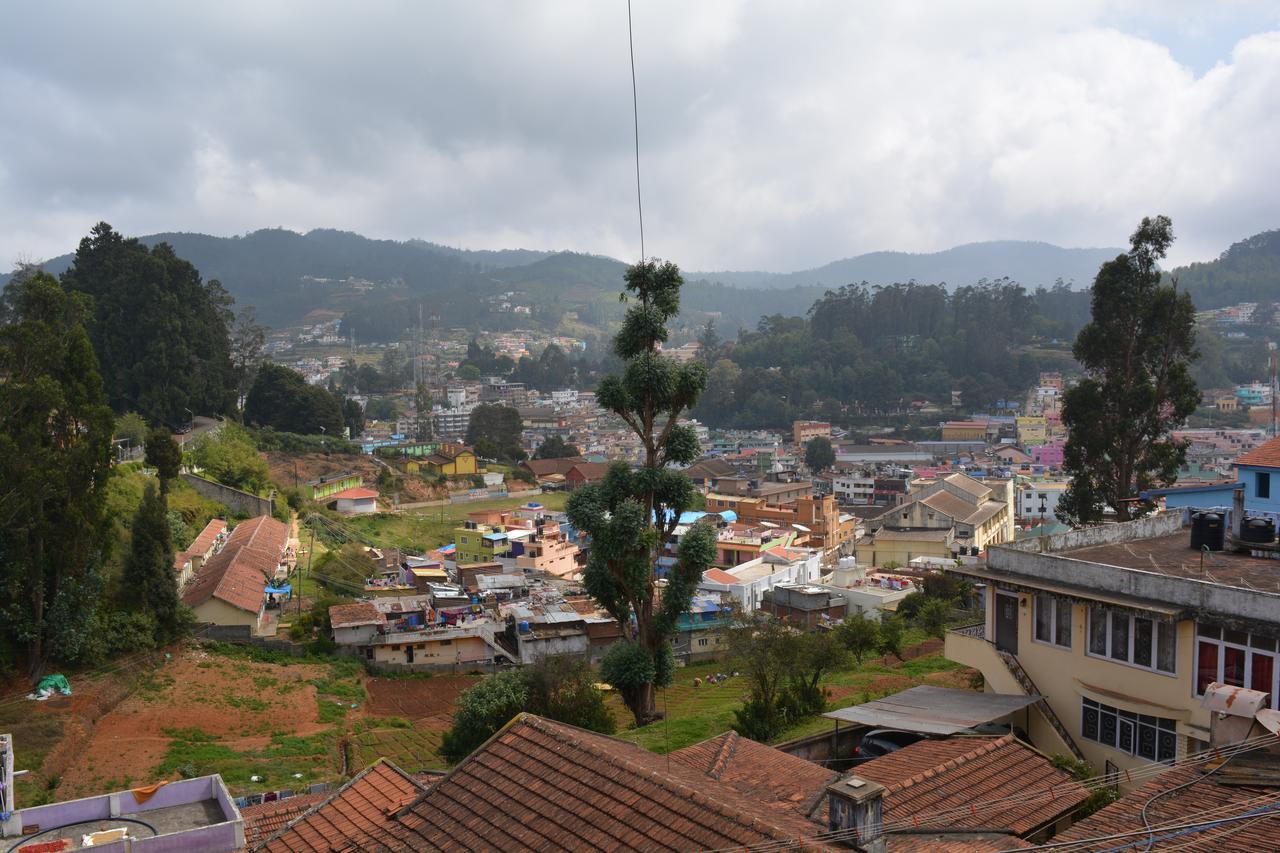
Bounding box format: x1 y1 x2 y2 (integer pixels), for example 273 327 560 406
534 436 579 459
0 270 115 673
244 362 345 436
122 481 184 641
805 436 835 472
60 223 236 425
466 403 525 461
144 427 183 493
1057 216 1201 525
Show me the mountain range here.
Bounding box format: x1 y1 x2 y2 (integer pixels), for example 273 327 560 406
4 228 1277 336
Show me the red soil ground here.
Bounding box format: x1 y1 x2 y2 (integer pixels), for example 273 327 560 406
54 648 331 799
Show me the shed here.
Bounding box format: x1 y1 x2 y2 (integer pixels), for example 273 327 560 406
822 685 1040 735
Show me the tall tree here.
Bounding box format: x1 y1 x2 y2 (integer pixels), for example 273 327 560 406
534 436 579 459
60 223 236 425
805 436 835 472
566 260 713 725
122 481 183 641
230 306 268 408
414 382 433 441
696 318 721 364
144 427 183 493
342 398 365 439
1057 216 1201 525
0 271 114 674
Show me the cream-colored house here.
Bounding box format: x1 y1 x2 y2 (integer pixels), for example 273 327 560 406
855 472 1012 566
946 511 1280 787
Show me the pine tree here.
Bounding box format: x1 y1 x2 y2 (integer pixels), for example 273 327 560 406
1057 216 1201 525
0 270 115 673
123 481 183 641
566 260 714 726
144 427 183 493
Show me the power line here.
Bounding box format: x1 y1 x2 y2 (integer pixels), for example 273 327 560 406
626 0 645 261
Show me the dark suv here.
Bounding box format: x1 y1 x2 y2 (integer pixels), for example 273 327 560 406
851 729 927 764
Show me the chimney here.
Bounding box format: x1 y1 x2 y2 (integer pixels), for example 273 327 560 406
826 775 886 852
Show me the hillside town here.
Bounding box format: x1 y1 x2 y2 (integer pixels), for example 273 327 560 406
7 4 1280 852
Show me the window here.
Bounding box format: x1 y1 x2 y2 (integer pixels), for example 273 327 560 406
1034 593 1072 648
1086 609 1175 674
1081 698 1177 762
1195 622 1279 707
1258 472 1271 500
698 638 709 647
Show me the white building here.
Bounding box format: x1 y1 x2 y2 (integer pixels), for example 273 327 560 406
697 547 821 612
1016 482 1068 524
833 474 876 504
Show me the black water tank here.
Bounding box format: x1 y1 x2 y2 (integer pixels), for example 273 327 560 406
1190 512 1224 551
1241 516 1276 544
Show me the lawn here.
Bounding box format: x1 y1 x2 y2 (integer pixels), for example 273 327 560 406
611 635 974 755
344 491 568 551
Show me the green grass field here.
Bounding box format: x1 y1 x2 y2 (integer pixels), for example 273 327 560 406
344 492 568 550
611 636 971 754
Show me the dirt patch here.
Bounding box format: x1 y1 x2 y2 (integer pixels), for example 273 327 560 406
54 648 331 799
364 675 480 722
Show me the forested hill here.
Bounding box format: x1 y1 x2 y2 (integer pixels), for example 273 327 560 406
690 241 1122 291
1172 229 1280 308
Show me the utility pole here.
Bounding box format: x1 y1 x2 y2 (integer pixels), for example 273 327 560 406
300 520 314 616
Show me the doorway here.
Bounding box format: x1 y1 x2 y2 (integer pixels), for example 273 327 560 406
995 591 1019 655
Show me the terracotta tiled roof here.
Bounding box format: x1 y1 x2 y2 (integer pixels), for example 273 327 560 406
855 735 1088 837
329 602 386 629
185 518 227 557
330 487 379 500
1051 765 1280 852
241 792 327 847
181 515 288 614
670 730 837 821
385 714 832 851
521 457 584 478
702 567 741 585
1236 436 1280 468
889 833 1031 851
566 461 611 482
256 760 425 852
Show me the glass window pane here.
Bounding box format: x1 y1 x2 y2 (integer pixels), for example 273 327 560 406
1056 598 1072 647
1099 705 1118 747
1082 703 1099 741
1251 635 1278 652
1118 718 1134 753
1225 628 1249 646
1135 722 1154 759
1197 641 1220 694
1110 613 1130 662
1035 594 1052 643
1251 653 1275 706
1224 646 1246 687
1157 730 1177 762
1134 618 1153 668
1089 608 1108 655
1198 622 1220 639
1157 622 1176 673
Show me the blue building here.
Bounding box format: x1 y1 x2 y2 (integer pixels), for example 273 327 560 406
1235 437 1280 514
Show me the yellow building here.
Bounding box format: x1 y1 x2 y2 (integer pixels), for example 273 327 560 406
422 443 479 477
855 472 1013 567
940 421 989 442
454 523 512 565
946 512 1280 786
1016 416 1048 447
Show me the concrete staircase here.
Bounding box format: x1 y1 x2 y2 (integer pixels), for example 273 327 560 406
996 649 1086 761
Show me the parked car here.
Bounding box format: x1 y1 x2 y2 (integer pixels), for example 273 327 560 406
851 729 927 764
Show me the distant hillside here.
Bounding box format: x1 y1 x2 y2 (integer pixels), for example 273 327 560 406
691 240 1123 291
1172 229 1280 309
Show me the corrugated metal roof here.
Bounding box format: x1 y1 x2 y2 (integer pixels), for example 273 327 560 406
822 686 1039 734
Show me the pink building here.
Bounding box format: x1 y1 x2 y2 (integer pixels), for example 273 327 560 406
1032 440 1065 468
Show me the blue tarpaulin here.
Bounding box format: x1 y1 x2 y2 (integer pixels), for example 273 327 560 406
265 583 291 596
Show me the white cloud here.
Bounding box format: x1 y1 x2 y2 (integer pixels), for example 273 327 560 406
0 1 1277 271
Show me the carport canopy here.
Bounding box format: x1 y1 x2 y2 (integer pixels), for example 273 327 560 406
822 685 1040 735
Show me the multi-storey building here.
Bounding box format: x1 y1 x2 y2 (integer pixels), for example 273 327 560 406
946 510 1280 785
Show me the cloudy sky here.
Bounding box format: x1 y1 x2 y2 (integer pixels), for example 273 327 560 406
2 1 1279 271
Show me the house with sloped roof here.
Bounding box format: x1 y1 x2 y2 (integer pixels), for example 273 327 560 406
182 515 289 631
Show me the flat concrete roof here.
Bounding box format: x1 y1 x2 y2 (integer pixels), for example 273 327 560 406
1065 531 1280 595
822 685 1039 734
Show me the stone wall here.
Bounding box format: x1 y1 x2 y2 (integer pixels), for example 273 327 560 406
181 473 275 518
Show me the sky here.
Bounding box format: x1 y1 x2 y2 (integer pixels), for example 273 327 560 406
2 1 1279 272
